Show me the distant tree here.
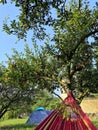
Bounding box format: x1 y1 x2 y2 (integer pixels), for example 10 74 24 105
31 90 60 111
0 46 39 118
0 44 61 118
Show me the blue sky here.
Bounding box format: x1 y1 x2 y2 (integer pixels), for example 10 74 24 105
0 0 97 63
0 1 35 63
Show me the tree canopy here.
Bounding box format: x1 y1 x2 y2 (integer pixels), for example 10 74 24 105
0 0 98 118
2 0 67 40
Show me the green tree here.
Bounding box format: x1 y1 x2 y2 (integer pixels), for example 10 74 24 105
44 0 98 102
0 46 39 118
31 90 60 111
0 44 61 118
1 0 67 40
0 0 98 117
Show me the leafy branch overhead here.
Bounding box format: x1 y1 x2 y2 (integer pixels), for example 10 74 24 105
1 0 98 94
1 0 98 95
0 0 98 118
2 0 67 39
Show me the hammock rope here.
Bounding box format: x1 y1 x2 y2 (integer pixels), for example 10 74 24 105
35 92 97 130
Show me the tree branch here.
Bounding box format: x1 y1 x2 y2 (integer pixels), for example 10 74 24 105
52 91 64 102
72 29 98 57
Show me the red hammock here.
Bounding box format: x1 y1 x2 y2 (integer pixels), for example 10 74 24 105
35 92 97 130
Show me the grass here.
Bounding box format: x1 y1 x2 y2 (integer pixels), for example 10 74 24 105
0 118 98 130
92 120 98 128
0 118 36 130
94 93 98 98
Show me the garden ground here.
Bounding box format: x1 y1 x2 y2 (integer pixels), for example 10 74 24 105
0 118 36 130
0 118 98 130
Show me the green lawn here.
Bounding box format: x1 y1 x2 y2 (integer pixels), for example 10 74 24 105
92 120 98 128
94 93 98 98
0 118 36 130
0 118 98 130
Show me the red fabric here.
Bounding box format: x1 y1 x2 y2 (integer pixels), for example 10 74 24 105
34 110 58 130
64 92 97 130
77 107 97 130
58 118 66 130
65 119 71 130
35 92 97 130
77 117 88 130
48 114 61 130
70 120 77 130
51 115 63 130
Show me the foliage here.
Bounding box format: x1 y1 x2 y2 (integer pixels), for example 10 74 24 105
43 1 98 102
0 47 60 118
0 45 43 118
31 91 60 111
0 0 98 118
1 0 67 40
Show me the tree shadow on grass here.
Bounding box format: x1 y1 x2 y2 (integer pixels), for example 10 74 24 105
0 124 37 130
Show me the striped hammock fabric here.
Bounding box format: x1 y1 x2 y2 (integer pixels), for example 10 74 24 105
35 92 97 130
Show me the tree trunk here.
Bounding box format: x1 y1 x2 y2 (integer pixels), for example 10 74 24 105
0 109 8 119
0 100 12 119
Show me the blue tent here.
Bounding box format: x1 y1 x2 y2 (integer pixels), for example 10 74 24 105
26 107 52 125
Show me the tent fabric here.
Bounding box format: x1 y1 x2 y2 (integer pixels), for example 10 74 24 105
26 108 52 125
35 92 97 130
35 107 45 111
